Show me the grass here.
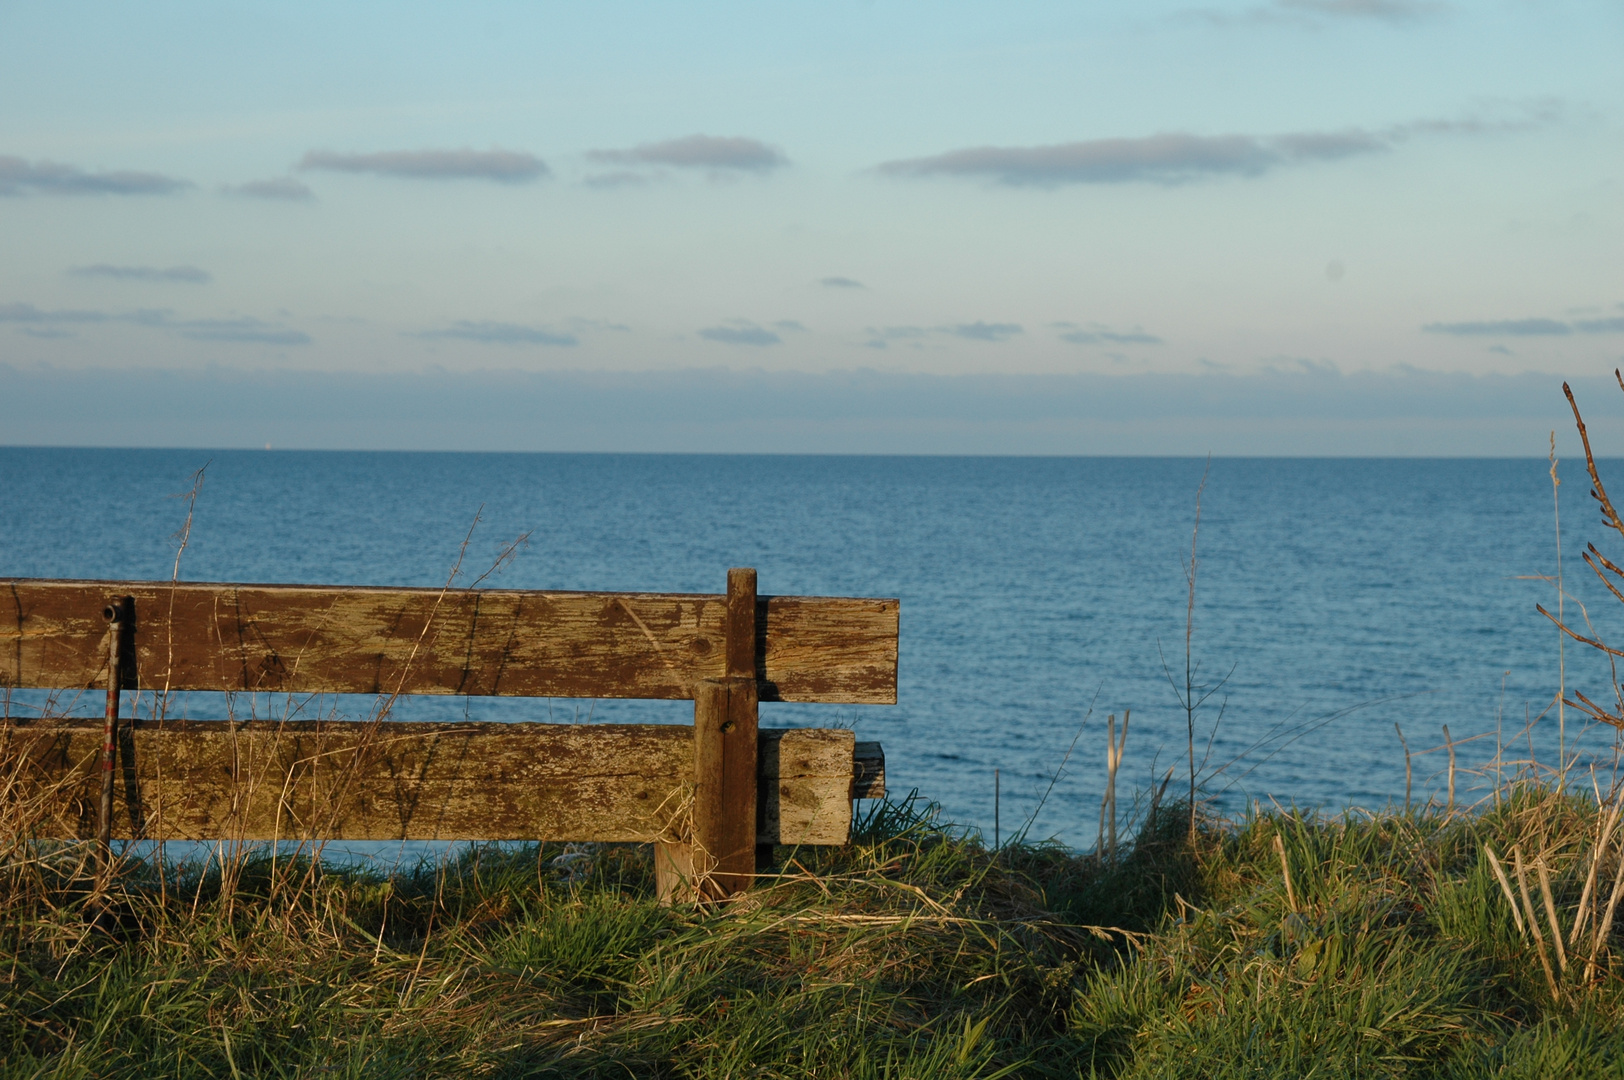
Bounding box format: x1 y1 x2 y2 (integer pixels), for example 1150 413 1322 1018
6 784 1624 1078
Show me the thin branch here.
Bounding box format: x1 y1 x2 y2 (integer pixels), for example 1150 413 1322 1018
1537 605 1624 659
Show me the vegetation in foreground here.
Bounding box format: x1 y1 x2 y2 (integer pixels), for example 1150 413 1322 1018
5 787 1624 1079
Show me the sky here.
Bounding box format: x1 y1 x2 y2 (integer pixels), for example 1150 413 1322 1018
1 1 1621 452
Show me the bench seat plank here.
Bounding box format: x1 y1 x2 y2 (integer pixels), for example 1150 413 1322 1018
1 721 881 845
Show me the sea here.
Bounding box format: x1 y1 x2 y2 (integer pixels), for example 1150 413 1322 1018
3 448 1620 852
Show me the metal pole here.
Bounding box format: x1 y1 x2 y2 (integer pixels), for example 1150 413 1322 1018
96 600 123 876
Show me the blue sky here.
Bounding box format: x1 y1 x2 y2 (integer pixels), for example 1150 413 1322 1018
1 2 1620 451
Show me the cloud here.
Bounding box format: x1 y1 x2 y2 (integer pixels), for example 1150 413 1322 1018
1058 323 1163 345
0 155 191 196
873 103 1557 189
1424 318 1571 336
0 301 121 325
1190 0 1445 24
415 320 578 346
820 277 865 289
178 319 311 345
1278 0 1442 15
699 322 782 346
0 301 307 344
946 322 1022 342
223 177 315 201
298 148 548 183
862 323 1022 347
588 135 788 173
70 264 211 284
1424 310 1624 336
874 126 1401 187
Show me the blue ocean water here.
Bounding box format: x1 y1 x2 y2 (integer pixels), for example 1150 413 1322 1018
3 448 1620 849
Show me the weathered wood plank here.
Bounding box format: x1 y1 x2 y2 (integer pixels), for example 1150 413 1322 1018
760 728 859 846
0 579 897 704
1 721 876 845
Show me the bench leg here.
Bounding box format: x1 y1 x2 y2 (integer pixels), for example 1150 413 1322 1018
654 841 694 904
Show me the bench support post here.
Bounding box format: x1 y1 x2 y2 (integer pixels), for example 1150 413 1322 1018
656 568 759 903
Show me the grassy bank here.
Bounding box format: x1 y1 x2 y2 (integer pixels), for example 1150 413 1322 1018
5 787 1624 1078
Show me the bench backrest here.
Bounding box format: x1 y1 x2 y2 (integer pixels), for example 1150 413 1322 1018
0 577 897 703
1 569 898 899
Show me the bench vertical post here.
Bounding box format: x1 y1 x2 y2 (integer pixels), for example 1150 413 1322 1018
656 568 760 902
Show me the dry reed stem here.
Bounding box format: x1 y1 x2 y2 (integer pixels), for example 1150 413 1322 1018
1513 844 1563 1001
1396 723 1412 812
1535 857 1568 972
1591 831 1624 964
1272 833 1297 914
1540 381 1624 727
1098 710 1130 862
1443 724 1456 814
1484 844 1526 939
1571 791 1622 946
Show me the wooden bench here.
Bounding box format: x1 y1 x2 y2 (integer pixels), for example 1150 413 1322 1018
0 568 896 900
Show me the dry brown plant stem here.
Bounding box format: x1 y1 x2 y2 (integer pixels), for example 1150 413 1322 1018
1098 710 1130 862
1514 844 1563 1000
1551 432 1568 768
1592 833 1624 966
1273 832 1297 914
1536 857 1568 972
1540 380 1624 729
1571 791 1622 946
1186 462 1207 845
1396 723 1412 812
1444 724 1456 814
1484 844 1526 939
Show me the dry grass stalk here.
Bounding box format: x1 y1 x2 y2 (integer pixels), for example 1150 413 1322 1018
1512 844 1562 1000
1535 856 1567 972
1443 724 1456 814
1591 830 1624 964
1098 710 1130 862
1395 723 1412 812
1570 790 1621 946
1484 844 1526 939
1272 832 1297 914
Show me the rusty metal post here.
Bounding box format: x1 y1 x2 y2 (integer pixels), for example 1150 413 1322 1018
96 599 125 877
